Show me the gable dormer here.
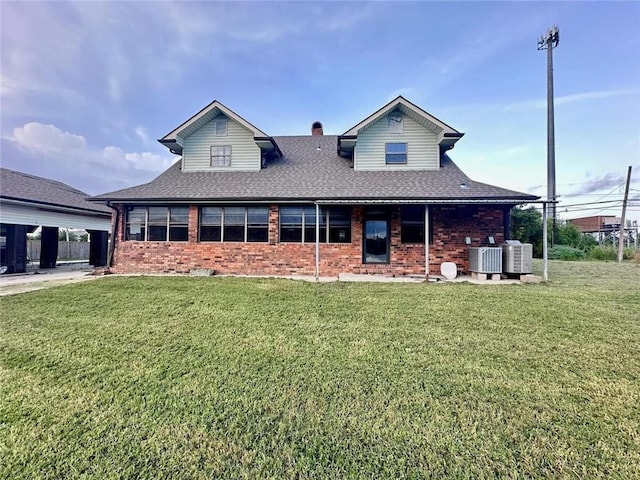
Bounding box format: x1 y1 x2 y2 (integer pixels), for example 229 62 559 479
159 100 281 172
338 96 464 171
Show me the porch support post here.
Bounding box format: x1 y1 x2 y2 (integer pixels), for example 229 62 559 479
88 230 108 267
542 202 548 282
40 226 59 269
5 224 28 274
315 202 320 281
424 205 430 279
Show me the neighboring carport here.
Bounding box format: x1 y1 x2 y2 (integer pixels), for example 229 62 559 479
0 168 111 273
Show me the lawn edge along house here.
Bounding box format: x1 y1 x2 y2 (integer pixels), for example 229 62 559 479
90 96 538 278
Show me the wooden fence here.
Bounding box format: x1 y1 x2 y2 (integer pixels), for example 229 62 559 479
27 240 90 261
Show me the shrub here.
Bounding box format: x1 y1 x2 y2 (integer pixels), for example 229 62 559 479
587 245 616 261
586 246 637 261
548 245 585 261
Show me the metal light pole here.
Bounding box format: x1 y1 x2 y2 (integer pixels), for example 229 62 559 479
538 25 559 246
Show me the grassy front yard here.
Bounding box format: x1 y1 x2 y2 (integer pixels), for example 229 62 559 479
1 261 639 478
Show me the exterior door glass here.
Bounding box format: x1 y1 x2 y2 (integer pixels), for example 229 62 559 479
364 219 388 263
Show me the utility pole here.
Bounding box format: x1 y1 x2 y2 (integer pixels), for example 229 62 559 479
617 166 632 263
538 25 559 246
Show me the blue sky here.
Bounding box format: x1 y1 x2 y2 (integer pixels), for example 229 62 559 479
2 1 639 223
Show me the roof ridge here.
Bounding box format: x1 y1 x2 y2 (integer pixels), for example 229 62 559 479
272 134 339 139
2 167 87 194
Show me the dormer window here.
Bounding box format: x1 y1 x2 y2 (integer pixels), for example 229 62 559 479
211 145 232 167
385 143 407 164
213 118 228 136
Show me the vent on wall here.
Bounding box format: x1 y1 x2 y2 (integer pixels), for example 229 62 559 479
468 247 502 273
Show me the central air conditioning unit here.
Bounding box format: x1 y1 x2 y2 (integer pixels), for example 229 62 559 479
468 247 502 273
502 240 533 274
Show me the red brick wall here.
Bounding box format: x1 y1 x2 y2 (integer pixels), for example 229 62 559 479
568 215 618 233
112 204 505 277
430 205 505 275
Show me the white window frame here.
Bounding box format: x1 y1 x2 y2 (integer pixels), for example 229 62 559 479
125 206 188 242
210 145 232 167
385 142 408 164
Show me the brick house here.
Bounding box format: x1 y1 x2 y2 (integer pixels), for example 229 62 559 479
91 96 538 277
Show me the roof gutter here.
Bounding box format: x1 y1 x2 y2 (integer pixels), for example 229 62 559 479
158 138 182 155
89 197 539 206
314 198 540 205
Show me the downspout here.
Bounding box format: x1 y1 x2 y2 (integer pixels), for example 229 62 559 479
315 202 320 281
107 201 119 268
424 205 430 279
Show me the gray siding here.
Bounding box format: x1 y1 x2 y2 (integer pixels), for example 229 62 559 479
354 114 439 171
1 203 111 230
182 114 261 172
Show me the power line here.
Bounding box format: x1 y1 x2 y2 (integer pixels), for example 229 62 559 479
564 205 621 212
559 199 622 208
562 193 625 197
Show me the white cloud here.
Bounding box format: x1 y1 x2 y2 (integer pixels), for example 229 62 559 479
102 146 174 173
1 1 382 110
8 122 177 194
107 77 121 102
504 88 639 112
0 3 87 117
555 89 639 106
12 122 86 153
134 126 149 144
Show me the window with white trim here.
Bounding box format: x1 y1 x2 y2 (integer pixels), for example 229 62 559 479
210 145 232 167
199 206 268 242
125 206 188 242
385 143 407 164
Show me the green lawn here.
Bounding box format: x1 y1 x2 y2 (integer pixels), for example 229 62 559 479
1 261 639 479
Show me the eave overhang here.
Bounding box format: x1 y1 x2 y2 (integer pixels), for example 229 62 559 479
158 138 181 155
254 137 283 158
157 100 278 156
340 96 465 155
1 196 112 217
337 135 357 158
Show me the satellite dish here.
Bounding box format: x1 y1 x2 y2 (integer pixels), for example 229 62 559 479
440 262 457 280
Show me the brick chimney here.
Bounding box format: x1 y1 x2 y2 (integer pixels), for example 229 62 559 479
312 121 323 136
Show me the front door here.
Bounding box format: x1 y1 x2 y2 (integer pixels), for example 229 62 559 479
363 218 389 264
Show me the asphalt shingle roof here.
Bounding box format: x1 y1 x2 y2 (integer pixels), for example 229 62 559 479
1 168 111 214
91 136 538 203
